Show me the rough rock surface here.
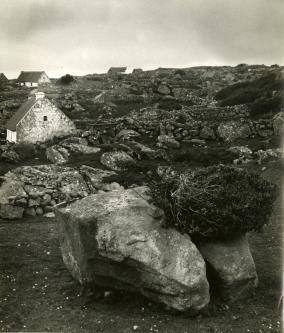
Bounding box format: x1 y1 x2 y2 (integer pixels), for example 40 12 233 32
100 151 136 171
197 235 258 301
55 186 210 312
217 121 251 142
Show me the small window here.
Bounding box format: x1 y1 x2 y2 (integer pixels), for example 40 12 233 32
43 116 47 121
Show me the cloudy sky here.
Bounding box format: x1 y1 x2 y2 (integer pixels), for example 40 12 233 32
1 0 283 78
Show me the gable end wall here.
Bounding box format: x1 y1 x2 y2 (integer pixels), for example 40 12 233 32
17 99 76 143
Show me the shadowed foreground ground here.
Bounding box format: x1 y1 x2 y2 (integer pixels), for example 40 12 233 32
0 163 282 333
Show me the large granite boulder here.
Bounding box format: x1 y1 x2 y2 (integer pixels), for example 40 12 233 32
197 235 258 301
55 186 210 312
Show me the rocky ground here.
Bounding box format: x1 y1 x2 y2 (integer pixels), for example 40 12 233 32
0 161 282 333
0 65 283 332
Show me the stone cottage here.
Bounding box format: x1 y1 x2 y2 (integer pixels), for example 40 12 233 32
17 71 50 87
107 67 127 76
6 92 76 143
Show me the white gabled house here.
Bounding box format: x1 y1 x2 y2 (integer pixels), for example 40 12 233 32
6 92 76 143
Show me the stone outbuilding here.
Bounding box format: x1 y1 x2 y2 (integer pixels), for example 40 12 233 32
6 92 76 143
107 67 127 76
17 71 50 87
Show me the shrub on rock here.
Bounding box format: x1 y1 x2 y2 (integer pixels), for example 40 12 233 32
149 165 277 241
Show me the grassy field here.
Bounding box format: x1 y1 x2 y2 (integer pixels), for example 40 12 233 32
0 160 282 333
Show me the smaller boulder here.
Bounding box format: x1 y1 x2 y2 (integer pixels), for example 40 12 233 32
197 235 258 301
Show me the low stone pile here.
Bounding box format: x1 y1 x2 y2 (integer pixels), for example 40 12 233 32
112 106 278 146
0 144 20 163
0 164 118 219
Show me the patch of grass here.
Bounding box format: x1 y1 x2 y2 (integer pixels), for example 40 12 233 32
215 71 283 117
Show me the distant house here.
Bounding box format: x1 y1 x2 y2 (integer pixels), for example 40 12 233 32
17 71 50 87
107 67 127 76
0 73 9 84
6 92 76 143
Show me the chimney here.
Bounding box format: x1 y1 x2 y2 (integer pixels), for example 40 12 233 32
35 92 45 100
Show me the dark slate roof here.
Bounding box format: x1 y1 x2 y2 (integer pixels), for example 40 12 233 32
0 73 8 82
6 97 37 131
107 67 127 74
17 71 48 83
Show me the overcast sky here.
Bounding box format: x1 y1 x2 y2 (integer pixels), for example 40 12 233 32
1 0 283 78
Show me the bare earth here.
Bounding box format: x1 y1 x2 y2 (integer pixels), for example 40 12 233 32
0 162 282 333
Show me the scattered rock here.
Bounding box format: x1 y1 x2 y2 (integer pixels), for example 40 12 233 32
36 207 44 215
25 207 36 216
200 126 216 140
46 146 69 165
115 129 141 141
1 149 20 163
100 151 136 171
44 212 55 218
157 135 180 149
79 165 117 191
217 121 251 142
157 83 171 95
187 139 206 145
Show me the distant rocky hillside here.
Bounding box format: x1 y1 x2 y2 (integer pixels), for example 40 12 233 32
0 64 282 141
